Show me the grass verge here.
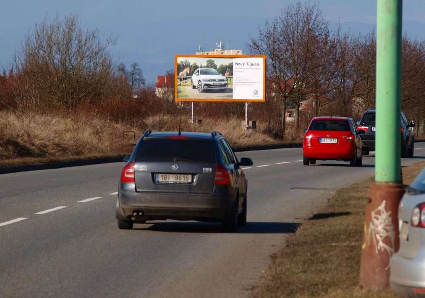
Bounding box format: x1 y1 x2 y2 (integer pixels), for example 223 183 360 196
252 161 425 298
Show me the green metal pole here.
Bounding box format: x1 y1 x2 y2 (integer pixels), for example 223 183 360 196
359 0 405 289
375 0 403 183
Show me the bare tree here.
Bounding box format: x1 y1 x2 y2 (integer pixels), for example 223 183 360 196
249 2 330 136
14 14 118 109
128 63 146 91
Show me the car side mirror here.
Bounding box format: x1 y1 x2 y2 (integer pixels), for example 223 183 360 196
123 155 131 162
239 157 253 167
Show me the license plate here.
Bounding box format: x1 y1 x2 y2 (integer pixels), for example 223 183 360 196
400 221 409 241
372 127 376 131
156 174 192 184
319 138 337 143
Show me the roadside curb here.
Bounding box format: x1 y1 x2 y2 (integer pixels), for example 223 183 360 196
0 156 125 175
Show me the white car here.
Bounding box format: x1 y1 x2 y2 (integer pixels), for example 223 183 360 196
191 68 228 92
391 166 425 297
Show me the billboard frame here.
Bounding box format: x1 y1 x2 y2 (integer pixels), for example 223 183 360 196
174 54 266 103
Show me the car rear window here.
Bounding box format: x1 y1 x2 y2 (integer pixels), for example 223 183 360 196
309 120 350 131
136 138 216 163
361 113 375 124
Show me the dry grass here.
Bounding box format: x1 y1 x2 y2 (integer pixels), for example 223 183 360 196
252 161 425 298
0 111 297 166
0 111 142 160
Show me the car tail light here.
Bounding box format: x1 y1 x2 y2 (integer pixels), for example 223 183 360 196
305 134 312 146
357 126 369 133
346 135 354 142
121 162 135 183
411 203 425 228
215 165 230 185
167 136 189 140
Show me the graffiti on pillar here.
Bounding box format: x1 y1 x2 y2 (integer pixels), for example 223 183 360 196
363 201 395 270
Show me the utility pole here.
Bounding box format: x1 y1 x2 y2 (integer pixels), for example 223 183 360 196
359 0 405 290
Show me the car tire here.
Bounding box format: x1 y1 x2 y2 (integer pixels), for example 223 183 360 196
408 142 414 158
237 195 247 226
350 155 356 167
362 148 369 156
197 81 203 93
401 143 408 158
303 155 309 166
223 202 238 232
309 159 316 165
118 219 133 230
356 154 363 166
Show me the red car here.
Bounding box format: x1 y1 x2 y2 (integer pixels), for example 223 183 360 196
303 116 363 166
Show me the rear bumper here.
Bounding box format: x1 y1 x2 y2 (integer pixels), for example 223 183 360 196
303 146 354 160
116 183 235 222
390 251 425 297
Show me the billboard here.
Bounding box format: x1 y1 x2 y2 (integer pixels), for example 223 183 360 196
175 55 266 102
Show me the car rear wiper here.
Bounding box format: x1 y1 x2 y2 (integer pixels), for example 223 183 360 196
405 186 425 195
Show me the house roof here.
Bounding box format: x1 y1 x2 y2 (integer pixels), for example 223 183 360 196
155 75 174 88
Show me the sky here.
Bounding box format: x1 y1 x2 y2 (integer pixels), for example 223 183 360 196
1 0 424 84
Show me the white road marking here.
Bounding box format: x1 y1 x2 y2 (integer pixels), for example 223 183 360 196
109 192 118 196
295 160 303 162
0 218 27 227
35 206 67 215
78 197 103 203
276 162 290 165
241 167 252 170
256 165 270 168
416 148 424 150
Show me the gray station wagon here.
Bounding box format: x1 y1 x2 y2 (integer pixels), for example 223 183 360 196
116 130 253 232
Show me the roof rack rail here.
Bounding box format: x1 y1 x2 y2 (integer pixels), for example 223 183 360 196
143 129 152 136
211 131 222 137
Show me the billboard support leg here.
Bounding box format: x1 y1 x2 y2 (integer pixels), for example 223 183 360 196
191 102 194 124
245 102 248 128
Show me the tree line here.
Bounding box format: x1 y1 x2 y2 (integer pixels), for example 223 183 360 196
1 6 425 140
249 1 425 138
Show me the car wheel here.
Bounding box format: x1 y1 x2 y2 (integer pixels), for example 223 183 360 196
309 159 316 165
197 81 203 93
350 154 356 167
117 219 133 230
223 201 238 232
401 143 408 158
303 155 309 166
408 142 414 158
362 148 369 156
356 154 363 166
237 195 247 226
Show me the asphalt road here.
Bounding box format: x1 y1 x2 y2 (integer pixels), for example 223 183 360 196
1 145 425 298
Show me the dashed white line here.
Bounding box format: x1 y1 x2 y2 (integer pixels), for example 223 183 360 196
78 197 103 203
295 160 303 162
35 206 67 215
416 148 424 151
256 165 270 168
241 167 252 170
0 218 27 227
109 192 118 196
275 162 290 165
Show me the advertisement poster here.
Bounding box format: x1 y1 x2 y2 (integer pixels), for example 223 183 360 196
175 55 265 102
